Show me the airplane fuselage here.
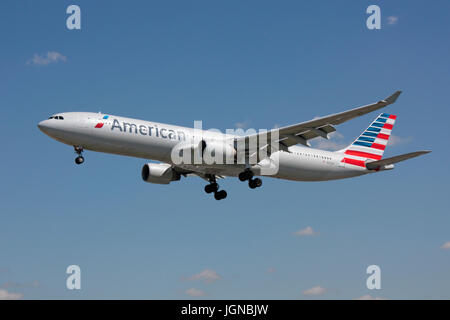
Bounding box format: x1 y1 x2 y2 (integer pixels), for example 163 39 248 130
38 112 368 182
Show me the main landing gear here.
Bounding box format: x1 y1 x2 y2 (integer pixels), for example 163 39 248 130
204 175 227 200
74 146 85 165
238 170 262 189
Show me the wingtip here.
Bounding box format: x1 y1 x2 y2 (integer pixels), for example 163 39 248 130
414 150 432 157
385 90 402 104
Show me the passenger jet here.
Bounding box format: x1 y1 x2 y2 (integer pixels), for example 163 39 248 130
38 91 430 200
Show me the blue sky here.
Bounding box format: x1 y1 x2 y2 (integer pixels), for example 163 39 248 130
0 0 449 299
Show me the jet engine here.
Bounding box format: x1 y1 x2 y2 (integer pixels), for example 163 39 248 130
141 163 181 184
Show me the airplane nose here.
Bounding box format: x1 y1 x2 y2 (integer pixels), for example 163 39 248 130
38 120 50 133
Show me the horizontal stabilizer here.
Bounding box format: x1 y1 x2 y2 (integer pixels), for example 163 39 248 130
366 150 431 170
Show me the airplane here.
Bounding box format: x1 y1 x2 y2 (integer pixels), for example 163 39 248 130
38 90 430 200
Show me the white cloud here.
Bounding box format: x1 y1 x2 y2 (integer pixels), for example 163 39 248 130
329 132 344 140
441 241 450 250
387 16 399 25
1 280 40 289
235 121 251 129
302 286 326 296
294 226 317 237
0 289 23 300
187 269 221 283
314 140 347 151
356 294 387 300
185 288 206 297
27 51 67 66
312 132 347 151
387 134 412 147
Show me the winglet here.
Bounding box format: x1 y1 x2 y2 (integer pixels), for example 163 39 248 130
384 90 402 105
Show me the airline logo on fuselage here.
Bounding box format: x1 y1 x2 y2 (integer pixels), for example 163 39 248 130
103 118 186 141
94 115 109 128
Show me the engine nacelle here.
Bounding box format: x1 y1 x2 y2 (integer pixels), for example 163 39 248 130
141 163 180 184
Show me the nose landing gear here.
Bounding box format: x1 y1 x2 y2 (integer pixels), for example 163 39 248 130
74 146 85 165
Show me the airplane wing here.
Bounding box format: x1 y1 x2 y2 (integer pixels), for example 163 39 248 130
235 91 402 150
366 150 431 170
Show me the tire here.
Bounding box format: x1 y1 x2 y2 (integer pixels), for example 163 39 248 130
75 156 84 165
254 178 262 188
205 183 218 194
210 183 218 192
219 190 227 199
249 179 257 189
238 172 247 181
239 171 253 181
214 190 227 200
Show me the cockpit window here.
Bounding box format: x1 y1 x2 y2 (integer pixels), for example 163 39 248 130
48 116 64 120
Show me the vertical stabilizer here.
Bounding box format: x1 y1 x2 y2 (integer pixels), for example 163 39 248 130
339 113 396 167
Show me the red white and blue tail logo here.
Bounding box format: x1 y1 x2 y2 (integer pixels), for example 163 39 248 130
341 113 396 167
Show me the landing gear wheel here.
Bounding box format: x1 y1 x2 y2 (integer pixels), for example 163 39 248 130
205 175 227 200
249 178 262 189
214 190 227 200
74 146 85 165
204 182 218 194
239 170 253 181
75 156 84 165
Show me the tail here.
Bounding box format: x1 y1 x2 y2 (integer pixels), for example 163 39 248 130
339 113 396 167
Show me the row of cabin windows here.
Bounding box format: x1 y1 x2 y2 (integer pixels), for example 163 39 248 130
291 151 332 161
48 116 64 120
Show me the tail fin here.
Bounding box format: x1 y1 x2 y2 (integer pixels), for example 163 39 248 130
340 113 396 167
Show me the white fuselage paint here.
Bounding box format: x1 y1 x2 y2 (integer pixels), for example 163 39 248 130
38 112 370 182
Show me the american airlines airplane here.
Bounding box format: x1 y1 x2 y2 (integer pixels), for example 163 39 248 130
38 91 430 200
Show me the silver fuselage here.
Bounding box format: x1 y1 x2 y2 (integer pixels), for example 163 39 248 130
38 112 369 181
